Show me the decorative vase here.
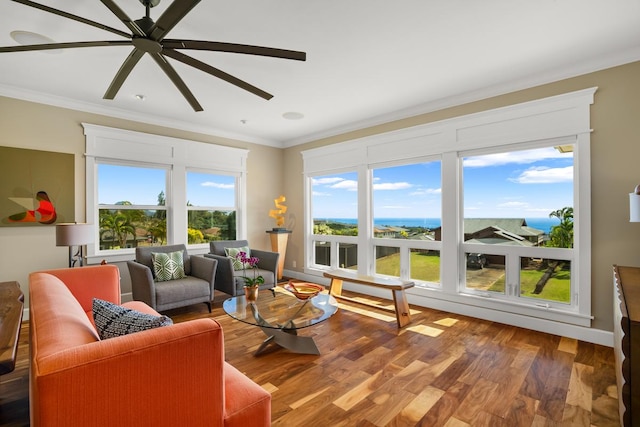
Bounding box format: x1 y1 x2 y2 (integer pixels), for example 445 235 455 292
244 286 259 302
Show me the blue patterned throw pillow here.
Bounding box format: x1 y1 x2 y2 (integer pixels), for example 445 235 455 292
151 250 186 281
92 298 173 340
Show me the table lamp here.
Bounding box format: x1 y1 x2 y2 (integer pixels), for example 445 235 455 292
56 223 93 267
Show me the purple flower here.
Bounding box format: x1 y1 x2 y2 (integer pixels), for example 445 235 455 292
235 251 265 288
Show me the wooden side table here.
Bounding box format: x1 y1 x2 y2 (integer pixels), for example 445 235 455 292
0 281 24 375
266 229 291 280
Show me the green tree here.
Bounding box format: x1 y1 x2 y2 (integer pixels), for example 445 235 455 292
100 211 136 248
314 223 333 235
548 207 573 248
155 191 167 221
225 211 236 240
147 218 167 244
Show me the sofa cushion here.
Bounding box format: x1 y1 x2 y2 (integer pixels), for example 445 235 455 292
93 298 173 340
224 246 251 271
223 362 272 426
154 276 212 306
152 250 186 281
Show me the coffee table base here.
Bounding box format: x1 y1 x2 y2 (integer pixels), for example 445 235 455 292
256 327 320 356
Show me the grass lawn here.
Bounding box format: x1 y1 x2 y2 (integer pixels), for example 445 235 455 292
375 251 440 282
376 252 570 304
489 264 570 303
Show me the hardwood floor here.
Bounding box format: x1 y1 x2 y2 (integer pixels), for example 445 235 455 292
0 288 620 426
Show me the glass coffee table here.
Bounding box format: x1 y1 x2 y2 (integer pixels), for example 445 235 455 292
222 287 338 356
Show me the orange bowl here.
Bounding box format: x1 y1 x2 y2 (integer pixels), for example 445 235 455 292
283 282 324 300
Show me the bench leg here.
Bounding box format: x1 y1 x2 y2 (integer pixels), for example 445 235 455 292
392 289 412 328
328 278 343 297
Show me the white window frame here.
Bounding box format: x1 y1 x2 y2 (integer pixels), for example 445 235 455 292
83 123 248 263
301 88 595 334
96 160 170 249
458 139 578 310
186 167 240 243
371 156 443 287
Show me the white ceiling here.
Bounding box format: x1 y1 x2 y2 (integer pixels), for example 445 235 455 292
1 1 639 148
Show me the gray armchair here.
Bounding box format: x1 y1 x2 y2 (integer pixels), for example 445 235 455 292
127 244 218 312
205 240 279 297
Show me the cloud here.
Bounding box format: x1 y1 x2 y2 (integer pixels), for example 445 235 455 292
373 182 413 190
510 166 573 184
331 179 358 191
201 182 234 189
410 187 441 196
312 177 344 185
463 147 571 168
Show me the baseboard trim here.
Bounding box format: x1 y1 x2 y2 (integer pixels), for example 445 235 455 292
281 269 613 347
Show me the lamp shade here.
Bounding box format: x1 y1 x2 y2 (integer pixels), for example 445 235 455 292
56 223 94 246
630 193 640 222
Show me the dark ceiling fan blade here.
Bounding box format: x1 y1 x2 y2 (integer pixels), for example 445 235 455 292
148 0 201 41
10 0 130 38
150 52 203 111
163 49 273 100
100 0 146 37
0 40 132 53
103 48 145 100
163 39 306 61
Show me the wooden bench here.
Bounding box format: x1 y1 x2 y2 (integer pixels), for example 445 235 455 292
323 270 414 328
0 281 24 376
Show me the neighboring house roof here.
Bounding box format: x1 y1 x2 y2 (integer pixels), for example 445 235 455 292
466 238 534 246
463 218 544 237
409 233 435 241
466 235 534 247
466 225 535 247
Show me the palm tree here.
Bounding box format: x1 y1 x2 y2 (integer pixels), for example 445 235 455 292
100 211 136 249
548 207 573 248
146 218 167 245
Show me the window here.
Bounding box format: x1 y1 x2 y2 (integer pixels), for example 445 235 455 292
309 171 358 269
302 88 595 330
84 124 248 263
98 163 167 249
372 161 442 284
186 171 237 243
373 162 441 241
461 145 574 306
311 171 359 236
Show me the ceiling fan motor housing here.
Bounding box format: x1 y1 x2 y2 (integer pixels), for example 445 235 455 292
134 16 155 35
139 0 160 8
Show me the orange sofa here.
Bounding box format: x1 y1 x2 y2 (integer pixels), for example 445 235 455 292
29 265 271 427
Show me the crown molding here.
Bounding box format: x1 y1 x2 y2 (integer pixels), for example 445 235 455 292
0 83 281 148
2 45 639 151
282 47 640 148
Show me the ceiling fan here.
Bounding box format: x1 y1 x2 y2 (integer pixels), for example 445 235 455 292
1 0 306 111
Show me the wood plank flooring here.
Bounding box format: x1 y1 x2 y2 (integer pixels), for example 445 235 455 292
0 287 620 426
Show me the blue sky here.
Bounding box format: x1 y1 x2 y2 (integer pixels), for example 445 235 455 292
186 172 235 207
98 165 235 207
98 146 573 217
312 146 573 219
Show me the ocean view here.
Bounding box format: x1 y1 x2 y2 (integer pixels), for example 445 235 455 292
315 217 561 234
